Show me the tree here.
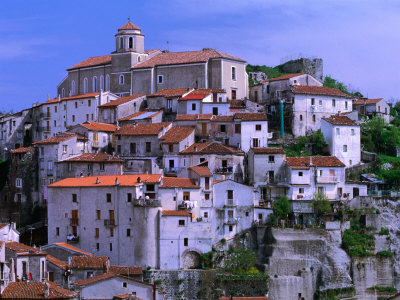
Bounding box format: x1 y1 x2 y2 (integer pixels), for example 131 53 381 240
273 195 290 225
310 129 327 155
224 248 258 275
312 192 331 225
361 116 385 153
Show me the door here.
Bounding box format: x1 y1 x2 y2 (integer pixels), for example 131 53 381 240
93 133 98 147
353 188 359 197
205 177 209 190
47 107 50 117
329 169 335 181
202 123 207 135
109 210 114 222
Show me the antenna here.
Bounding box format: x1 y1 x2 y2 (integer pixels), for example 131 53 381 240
167 41 169 52
128 16 130 22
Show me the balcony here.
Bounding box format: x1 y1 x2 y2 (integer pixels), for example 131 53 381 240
67 234 79 243
224 199 236 207
224 217 237 225
215 166 233 174
40 112 51 119
133 198 161 207
104 219 117 227
178 201 194 210
69 218 79 226
164 167 181 175
315 176 338 184
256 200 272 208
47 170 53 176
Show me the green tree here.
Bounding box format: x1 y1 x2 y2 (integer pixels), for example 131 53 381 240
310 129 327 155
361 116 385 153
273 195 290 225
312 192 331 225
224 248 258 275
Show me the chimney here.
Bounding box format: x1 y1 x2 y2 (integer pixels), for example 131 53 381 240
96 177 100 184
115 177 119 186
44 282 50 298
137 177 141 183
58 94 61 102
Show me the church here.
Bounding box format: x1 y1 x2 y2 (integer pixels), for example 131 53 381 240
57 21 248 100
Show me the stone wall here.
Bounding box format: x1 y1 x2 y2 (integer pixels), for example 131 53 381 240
278 58 323 81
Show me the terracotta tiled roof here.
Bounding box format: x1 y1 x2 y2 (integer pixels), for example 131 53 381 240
234 113 267 121
99 95 145 107
180 142 243 155
148 88 192 98
109 265 143 276
46 255 69 270
160 177 200 189
80 121 116 132
9 147 34 154
353 98 383 105
179 89 226 101
53 242 93 256
133 49 245 69
145 49 160 55
179 93 208 101
0 223 10 229
118 21 141 31
261 73 305 83
70 256 108 270
212 179 226 184
291 85 353 98
1 281 77 299
71 272 117 286
230 100 246 108
67 55 112 71
62 153 122 163
251 147 286 154
189 165 213 176
286 156 345 170
49 174 161 188
5 242 46 256
322 115 358 126
114 122 171 136
220 297 268 300
212 115 234 122
114 294 143 300
33 134 75 145
175 114 213 121
118 110 162 121
162 210 191 216
160 126 194 144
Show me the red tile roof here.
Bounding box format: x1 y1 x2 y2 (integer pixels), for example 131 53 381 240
62 153 122 163
261 73 305 83
99 95 145 107
118 110 162 121
33 134 76 145
9 147 34 154
212 115 234 122
353 98 383 105
160 177 200 189
118 21 141 31
71 272 116 287
5 242 46 256
180 142 243 155
41 92 100 106
220 297 268 300
162 210 191 216
286 156 345 169
179 93 208 101
114 294 143 300
291 85 353 98
179 89 226 101
0 223 10 230
148 88 192 98
70 256 108 269
133 49 245 69
189 165 213 176
67 55 112 71
109 265 143 276
234 113 267 121
114 122 171 136
322 115 358 126
160 126 194 144
230 100 246 108
46 255 69 270
80 121 116 132
175 114 213 121
53 242 93 256
251 147 286 154
1 281 77 299
49 174 161 188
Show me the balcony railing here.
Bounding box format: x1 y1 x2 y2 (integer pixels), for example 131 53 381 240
40 113 51 118
164 167 181 174
133 198 161 207
69 218 79 226
104 219 117 227
215 166 233 174
224 217 237 225
315 176 338 184
224 199 236 207
256 200 272 208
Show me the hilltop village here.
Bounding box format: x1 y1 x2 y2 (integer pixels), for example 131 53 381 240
0 21 399 300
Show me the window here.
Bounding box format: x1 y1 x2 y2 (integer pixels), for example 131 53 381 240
48 161 53 171
253 138 259 147
183 192 190 201
350 160 352 165
110 228 114 237
107 193 112 202
130 143 136 154
106 75 110 91
83 78 88 93
235 124 241 133
62 145 67 154
127 193 132 202
100 163 105 171
345 101 348 110
96 243 100 251
95 228 99 238
15 178 22 188
268 155 274 163
147 184 155 191
311 98 315 105
117 145 121 154
312 115 316 122
71 80 75 95
72 115 75 122
145 142 151 153
87 163 93 171
119 75 124 85
100 76 104 91
75 102 78 109
110 243 113 251
204 212 209 218
351 129 355 135
157 75 163 84
299 114 303 121
129 37 133 48
54 106 57 113
220 125 226 132
332 99 336 107
343 145 347 152
127 229 131 237
227 190 233 200
168 144 173 152
53 120 56 127
96 210 101 219
336 128 340 135
229 225 233 232
212 107 218 115
192 103 196 111
319 100 322 105
61 88 65 98
299 172 303 177
92 77 97 92
385 107 388 114
86 114 89 121
49 178 54 185
179 219 185 226
119 37 124 49
123 282 127 288
231 66 236 80
205 193 210 200
184 238 188 246
255 124 262 131
231 89 237 100
299 188 304 193
72 194 77 203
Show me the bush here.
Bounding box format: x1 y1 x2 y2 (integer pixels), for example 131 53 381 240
342 224 375 257
224 248 258 275
379 227 389 235
376 251 393 257
368 285 396 292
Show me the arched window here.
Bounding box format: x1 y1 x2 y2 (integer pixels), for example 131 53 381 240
71 80 76 95
83 78 88 94
312 115 316 122
129 37 133 48
100 75 104 91
137 56 140 62
92 76 98 92
61 88 65 98
119 75 124 85
119 37 124 49
105 75 110 91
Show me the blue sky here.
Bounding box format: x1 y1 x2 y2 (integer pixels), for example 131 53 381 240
1 0 400 112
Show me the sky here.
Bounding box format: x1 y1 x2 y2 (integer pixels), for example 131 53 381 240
1 0 400 112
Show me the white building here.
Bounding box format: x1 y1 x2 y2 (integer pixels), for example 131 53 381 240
0 223 19 243
353 98 391 123
97 94 146 124
321 115 361 167
177 89 228 116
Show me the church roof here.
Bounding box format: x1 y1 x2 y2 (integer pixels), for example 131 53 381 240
67 55 112 71
118 21 141 31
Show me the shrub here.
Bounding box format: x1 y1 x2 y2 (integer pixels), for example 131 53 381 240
342 224 375 257
376 251 393 257
379 227 389 235
154 279 162 285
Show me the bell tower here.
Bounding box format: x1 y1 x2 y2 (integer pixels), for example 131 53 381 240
115 19 144 55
